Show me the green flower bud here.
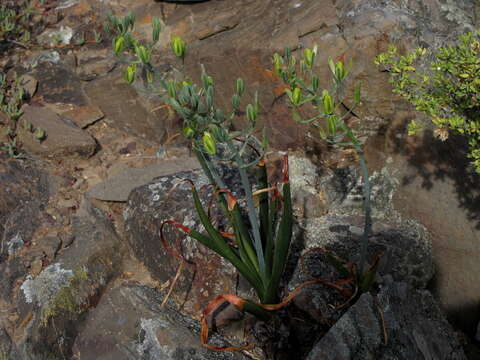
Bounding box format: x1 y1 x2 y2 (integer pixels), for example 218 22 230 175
146 69 154 83
326 115 337 137
231 93 240 110
114 36 125 54
272 53 283 74
167 81 177 98
190 94 199 110
152 18 161 44
123 64 136 84
135 45 151 64
182 127 195 139
201 73 213 89
292 87 302 106
246 103 257 122
205 86 214 109
323 92 334 115
171 36 186 59
235 78 245 96
354 82 361 105
312 75 319 92
304 48 315 68
202 131 217 155
209 124 222 141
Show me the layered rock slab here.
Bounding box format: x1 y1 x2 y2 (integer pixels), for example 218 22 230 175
306 282 466 360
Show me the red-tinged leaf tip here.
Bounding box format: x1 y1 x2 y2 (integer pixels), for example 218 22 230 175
218 231 236 239
201 295 251 351
160 220 192 260
216 189 238 211
282 154 289 184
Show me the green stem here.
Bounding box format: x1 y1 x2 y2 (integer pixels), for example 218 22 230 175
227 140 267 284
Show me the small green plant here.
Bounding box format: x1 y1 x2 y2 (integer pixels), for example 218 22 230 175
272 47 378 289
375 32 480 173
93 29 103 44
0 0 44 49
110 14 299 350
0 72 25 157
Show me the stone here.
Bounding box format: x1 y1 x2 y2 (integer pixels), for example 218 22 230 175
62 105 104 128
72 283 249 360
0 155 49 303
84 70 179 142
17 105 97 158
19 74 38 98
75 48 116 81
13 198 122 359
124 167 241 316
37 26 74 47
147 0 475 149
306 282 466 360
88 157 200 202
29 61 88 106
288 214 434 324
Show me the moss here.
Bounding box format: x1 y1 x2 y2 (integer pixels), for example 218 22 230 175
41 267 89 326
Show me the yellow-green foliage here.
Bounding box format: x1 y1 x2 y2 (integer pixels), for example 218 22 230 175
375 32 480 173
41 268 88 326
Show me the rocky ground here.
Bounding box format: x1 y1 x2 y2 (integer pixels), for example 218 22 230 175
0 0 479 359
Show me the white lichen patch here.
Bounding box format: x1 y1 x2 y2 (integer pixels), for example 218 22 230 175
289 155 319 196
7 233 24 256
21 263 74 307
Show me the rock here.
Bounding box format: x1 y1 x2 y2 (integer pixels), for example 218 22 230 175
306 282 466 360
62 105 104 128
19 74 38 98
124 167 241 316
13 198 122 359
37 26 74 47
75 48 116 81
88 157 200 202
72 283 250 360
29 61 88 106
145 0 475 149
0 155 49 304
476 322 480 343
17 105 97 158
84 70 179 142
288 214 434 325
37 26 73 46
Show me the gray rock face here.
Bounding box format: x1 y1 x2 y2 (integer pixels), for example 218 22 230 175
88 157 200 202
0 156 49 303
306 282 466 360
18 105 97 158
72 283 249 360
14 199 122 359
124 164 252 316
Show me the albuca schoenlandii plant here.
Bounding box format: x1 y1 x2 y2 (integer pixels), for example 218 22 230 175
272 47 379 290
108 13 299 350
375 32 480 173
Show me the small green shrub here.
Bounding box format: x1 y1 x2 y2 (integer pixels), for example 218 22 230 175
375 32 480 173
272 47 378 288
0 0 42 48
108 14 294 339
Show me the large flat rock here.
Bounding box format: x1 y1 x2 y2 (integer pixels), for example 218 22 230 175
88 157 200 202
17 105 97 158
